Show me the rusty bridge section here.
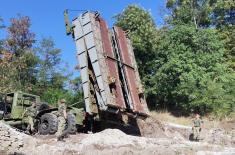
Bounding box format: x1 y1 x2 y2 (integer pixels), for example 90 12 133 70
70 11 149 118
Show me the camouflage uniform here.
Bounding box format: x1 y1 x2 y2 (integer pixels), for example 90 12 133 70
56 100 67 140
26 105 37 132
193 118 203 141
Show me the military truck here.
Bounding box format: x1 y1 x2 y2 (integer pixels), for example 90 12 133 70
0 91 79 134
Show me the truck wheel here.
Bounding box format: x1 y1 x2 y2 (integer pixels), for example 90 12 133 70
65 113 77 134
38 113 58 135
37 103 50 112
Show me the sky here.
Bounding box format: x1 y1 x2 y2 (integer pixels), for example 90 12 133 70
0 0 166 77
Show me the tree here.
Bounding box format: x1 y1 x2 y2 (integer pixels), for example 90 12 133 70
0 15 37 92
39 77 84 108
166 0 213 28
144 24 235 117
116 4 235 118
33 38 72 103
166 0 235 70
36 38 62 88
210 0 235 28
33 38 84 106
0 16 4 54
6 15 35 56
69 77 84 108
0 15 83 107
211 0 235 70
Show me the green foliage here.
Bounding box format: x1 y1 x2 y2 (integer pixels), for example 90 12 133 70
34 38 67 91
31 37 83 107
0 16 83 108
0 16 37 92
1 4 234 119
37 38 62 82
219 25 235 70
166 0 235 71
210 0 235 28
116 4 235 118
146 25 229 113
40 79 84 108
40 88 72 107
6 15 35 56
166 0 213 28
69 77 84 106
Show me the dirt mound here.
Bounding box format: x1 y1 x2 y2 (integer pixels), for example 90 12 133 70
0 118 234 155
138 117 191 140
0 122 36 154
218 120 235 131
138 116 235 147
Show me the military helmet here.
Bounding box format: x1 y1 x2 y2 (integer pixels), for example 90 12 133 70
60 99 66 103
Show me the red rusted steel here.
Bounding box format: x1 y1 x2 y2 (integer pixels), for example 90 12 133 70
97 18 126 109
114 26 147 114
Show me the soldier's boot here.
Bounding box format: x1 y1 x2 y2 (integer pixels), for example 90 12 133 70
25 125 31 134
63 134 69 138
31 129 37 135
57 136 65 142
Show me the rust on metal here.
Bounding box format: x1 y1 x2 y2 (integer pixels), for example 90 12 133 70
97 18 126 109
114 26 147 114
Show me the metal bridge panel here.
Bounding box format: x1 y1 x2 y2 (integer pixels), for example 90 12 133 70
72 18 92 114
71 12 148 115
81 12 109 108
75 39 86 54
81 12 91 25
126 39 149 114
98 17 126 109
77 53 87 68
73 19 83 40
80 67 88 84
113 26 148 114
83 22 93 35
84 33 95 50
88 48 98 63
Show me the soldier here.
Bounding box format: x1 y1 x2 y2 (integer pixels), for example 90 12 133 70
56 98 67 141
26 102 37 134
192 113 203 141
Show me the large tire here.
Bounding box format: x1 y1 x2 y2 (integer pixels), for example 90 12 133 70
38 113 58 135
64 113 77 134
37 103 50 112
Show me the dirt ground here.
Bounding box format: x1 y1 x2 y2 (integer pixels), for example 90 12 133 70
0 114 234 155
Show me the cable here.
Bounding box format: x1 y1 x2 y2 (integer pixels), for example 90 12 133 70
66 9 98 14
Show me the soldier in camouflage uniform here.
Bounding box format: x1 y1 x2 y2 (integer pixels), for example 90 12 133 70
26 102 37 133
192 113 203 141
56 99 67 141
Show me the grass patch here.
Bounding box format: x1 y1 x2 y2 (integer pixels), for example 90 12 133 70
150 111 235 130
150 111 192 126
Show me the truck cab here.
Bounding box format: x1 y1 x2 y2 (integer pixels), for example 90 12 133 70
0 91 78 135
0 91 40 121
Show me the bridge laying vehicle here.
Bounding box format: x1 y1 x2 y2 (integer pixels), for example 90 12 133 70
0 11 149 135
64 10 149 131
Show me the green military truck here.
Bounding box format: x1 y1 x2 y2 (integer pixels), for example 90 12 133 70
0 91 83 135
